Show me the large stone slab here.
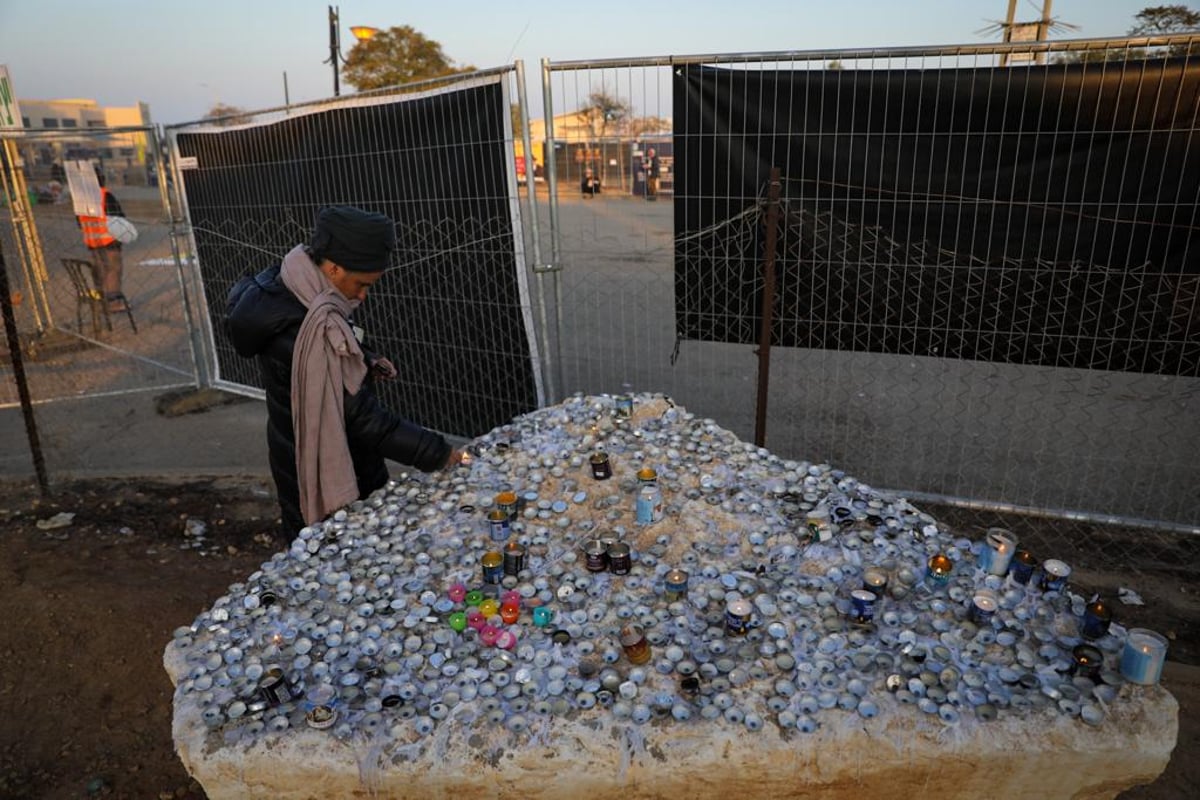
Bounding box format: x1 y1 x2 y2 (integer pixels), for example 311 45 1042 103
164 395 1178 799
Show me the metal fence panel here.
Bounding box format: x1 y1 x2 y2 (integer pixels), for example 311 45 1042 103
1 126 197 408
165 67 544 439
538 37 1200 542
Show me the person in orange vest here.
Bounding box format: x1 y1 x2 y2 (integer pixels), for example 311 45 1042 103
76 170 129 313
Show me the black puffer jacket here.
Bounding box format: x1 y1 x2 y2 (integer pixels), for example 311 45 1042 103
226 263 451 534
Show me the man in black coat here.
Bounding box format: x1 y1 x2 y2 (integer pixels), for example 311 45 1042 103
226 206 461 535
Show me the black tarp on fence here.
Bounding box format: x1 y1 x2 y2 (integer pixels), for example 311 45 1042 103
674 59 1200 375
175 78 539 437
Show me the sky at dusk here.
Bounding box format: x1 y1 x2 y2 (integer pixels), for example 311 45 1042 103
0 0 1166 125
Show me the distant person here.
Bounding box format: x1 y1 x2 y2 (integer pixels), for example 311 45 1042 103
644 147 661 201
50 162 66 184
75 170 129 313
581 167 601 198
225 205 466 535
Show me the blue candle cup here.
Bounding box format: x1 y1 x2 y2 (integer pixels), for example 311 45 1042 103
1010 550 1037 585
1081 600 1112 640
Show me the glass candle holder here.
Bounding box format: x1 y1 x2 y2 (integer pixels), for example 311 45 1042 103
862 567 888 594
926 554 953 586
1119 628 1167 686
970 589 999 625
665 569 689 602
1070 644 1104 681
479 625 501 648
447 583 467 604
478 598 499 619
532 606 554 627
500 603 520 625
619 624 651 664
448 611 467 632
589 452 612 480
1010 550 1037 585
1039 559 1071 592
979 528 1018 576
465 589 484 607
1081 599 1113 640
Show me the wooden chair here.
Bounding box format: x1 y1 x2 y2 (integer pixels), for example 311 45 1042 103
60 258 137 335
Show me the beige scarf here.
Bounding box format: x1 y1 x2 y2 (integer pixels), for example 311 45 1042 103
280 244 368 526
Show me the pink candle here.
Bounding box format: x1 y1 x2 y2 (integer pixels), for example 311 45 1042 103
501 590 522 607
466 609 486 630
480 624 500 647
496 630 517 650
447 583 467 604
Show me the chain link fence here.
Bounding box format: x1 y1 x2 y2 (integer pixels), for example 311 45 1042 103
1 125 197 408
534 37 1200 574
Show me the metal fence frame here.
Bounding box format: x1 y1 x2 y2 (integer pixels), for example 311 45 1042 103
1 123 201 407
162 63 548 438
536 35 1199 539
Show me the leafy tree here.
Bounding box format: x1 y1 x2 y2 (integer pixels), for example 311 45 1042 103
1128 4 1200 35
581 90 631 140
342 26 475 91
1054 4 1198 63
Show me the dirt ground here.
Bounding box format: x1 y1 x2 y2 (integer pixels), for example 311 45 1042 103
0 476 1195 800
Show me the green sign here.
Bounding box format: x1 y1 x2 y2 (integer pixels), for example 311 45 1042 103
0 65 24 129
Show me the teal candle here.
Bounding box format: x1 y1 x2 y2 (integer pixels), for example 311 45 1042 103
533 606 554 627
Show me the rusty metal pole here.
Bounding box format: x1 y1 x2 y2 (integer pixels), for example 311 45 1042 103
754 167 782 448
0 237 49 495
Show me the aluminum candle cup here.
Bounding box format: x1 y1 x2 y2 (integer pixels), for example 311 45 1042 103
503 542 526 577
589 452 612 480
850 589 877 623
979 528 1018 576
583 539 609 572
636 466 658 486
494 491 518 520
1039 559 1071 592
725 598 753 636
664 569 689 602
636 484 664 525
258 667 296 707
486 509 510 542
481 551 504 584
1081 599 1113 640
614 395 633 418
1070 644 1104 681
970 589 999 625
619 624 651 664
926 554 953 587
1120 628 1168 685
607 542 632 575
862 567 888 594
1010 550 1037 585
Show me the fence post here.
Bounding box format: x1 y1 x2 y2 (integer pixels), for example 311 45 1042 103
754 167 782 448
0 237 48 494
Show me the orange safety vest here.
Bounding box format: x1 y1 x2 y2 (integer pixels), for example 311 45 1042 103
79 188 115 249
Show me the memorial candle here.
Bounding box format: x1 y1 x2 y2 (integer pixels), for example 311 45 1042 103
532 606 554 627
1070 644 1104 681
1081 599 1113 640
926 554 953 586
447 583 467 604
979 528 1018 576
1119 628 1167 686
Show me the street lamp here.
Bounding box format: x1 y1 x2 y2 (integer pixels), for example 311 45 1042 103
324 6 380 96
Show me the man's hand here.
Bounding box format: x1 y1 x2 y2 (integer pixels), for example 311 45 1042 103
445 447 469 469
369 356 397 380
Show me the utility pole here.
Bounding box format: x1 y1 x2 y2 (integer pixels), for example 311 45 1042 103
325 5 341 96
